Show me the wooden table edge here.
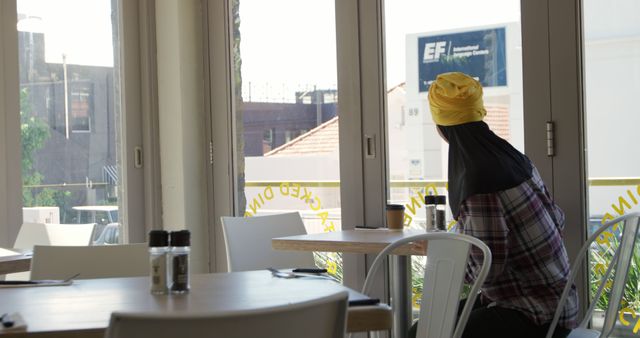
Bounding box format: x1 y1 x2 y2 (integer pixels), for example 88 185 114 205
0 255 32 275
272 238 424 256
347 304 393 332
0 307 391 336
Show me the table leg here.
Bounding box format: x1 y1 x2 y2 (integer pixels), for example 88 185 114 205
391 255 412 338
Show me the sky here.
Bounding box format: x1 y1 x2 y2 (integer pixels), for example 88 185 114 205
238 0 520 90
15 0 520 88
17 0 114 67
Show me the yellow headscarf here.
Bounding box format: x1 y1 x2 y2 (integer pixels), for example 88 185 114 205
428 72 486 126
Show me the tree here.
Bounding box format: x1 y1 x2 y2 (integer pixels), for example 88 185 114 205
20 88 70 207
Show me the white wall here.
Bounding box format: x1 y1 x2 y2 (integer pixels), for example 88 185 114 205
156 0 208 272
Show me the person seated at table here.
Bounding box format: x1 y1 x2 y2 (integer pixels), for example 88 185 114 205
409 72 578 338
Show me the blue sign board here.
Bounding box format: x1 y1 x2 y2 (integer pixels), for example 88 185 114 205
418 27 507 92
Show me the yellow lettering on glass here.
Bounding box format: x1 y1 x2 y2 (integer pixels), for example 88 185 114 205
405 196 422 215
403 212 413 226
327 260 337 275
317 211 329 224
279 182 290 195
596 231 615 247
619 307 635 326
605 280 613 289
628 189 639 205
249 197 261 214
612 196 632 216
324 222 336 233
412 289 422 308
291 183 301 198
309 196 322 211
634 315 640 334
601 213 615 224
299 187 312 202
594 263 606 276
264 186 274 200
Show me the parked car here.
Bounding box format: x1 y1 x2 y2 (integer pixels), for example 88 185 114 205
72 206 119 245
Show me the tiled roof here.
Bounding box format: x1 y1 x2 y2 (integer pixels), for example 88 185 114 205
264 116 339 157
484 104 510 141
265 104 511 157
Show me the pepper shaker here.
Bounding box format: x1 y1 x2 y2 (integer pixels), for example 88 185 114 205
170 230 191 294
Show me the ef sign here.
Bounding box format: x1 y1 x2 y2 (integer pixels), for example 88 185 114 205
418 27 507 92
423 41 447 63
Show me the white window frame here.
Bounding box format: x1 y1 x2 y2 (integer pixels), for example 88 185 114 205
203 0 590 314
0 0 161 246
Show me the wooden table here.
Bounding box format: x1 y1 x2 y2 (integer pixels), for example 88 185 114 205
273 228 428 338
273 228 428 255
0 271 391 337
0 254 31 275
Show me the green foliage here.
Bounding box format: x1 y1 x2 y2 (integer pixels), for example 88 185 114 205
19 88 71 208
314 252 343 283
589 233 640 312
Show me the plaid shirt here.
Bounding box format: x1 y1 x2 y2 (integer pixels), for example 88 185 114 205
458 166 578 329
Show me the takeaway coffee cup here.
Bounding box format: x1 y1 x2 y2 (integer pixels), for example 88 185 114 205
386 204 405 230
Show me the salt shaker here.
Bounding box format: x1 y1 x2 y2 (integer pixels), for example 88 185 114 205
170 230 191 294
149 230 169 294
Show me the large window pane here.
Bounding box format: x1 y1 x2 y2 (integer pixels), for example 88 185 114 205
384 0 523 314
232 0 342 279
17 0 122 247
583 0 640 335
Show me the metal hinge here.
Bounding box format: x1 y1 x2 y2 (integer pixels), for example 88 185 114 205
209 141 214 165
546 121 555 157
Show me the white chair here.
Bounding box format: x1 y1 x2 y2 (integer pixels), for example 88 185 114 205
0 247 20 257
13 222 96 250
546 212 640 338
104 290 349 338
220 212 316 271
7 222 96 280
30 243 149 280
363 232 492 338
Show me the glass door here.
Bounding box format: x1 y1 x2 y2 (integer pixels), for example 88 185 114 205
582 0 640 335
383 0 524 315
17 0 123 246
230 0 342 279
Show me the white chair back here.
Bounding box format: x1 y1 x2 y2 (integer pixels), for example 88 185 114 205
362 232 492 338
30 243 149 280
220 212 316 272
0 247 20 257
13 222 96 249
104 290 349 338
546 212 640 338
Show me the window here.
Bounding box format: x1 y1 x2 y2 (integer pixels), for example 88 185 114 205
384 0 524 315
582 0 640 333
17 0 123 245
231 0 342 278
70 85 93 133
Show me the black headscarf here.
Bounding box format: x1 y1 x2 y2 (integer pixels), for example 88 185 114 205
438 121 533 219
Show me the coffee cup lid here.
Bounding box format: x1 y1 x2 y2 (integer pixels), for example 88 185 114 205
386 204 405 210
